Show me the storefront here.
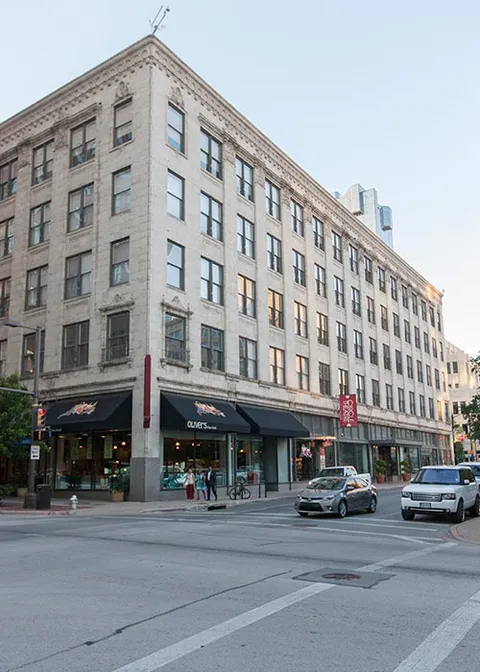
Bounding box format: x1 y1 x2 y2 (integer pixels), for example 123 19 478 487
45 392 132 493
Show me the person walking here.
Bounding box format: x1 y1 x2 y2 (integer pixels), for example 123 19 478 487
196 469 206 500
184 467 195 501
205 465 217 501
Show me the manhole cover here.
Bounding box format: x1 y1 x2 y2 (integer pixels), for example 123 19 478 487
293 567 393 589
322 572 360 581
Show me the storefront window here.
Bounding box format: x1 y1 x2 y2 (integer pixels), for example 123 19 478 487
339 443 369 473
162 435 227 489
237 437 263 484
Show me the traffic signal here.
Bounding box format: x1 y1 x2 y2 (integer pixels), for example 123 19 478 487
36 407 47 429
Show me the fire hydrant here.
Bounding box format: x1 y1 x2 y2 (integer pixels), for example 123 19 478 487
70 494 78 511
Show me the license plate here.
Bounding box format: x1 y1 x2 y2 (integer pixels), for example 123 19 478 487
419 502 431 508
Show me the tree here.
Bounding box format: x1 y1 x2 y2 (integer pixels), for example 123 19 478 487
454 441 465 464
0 374 31 457
461 354 480 445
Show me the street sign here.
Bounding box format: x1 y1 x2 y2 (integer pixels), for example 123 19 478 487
30 445 40 460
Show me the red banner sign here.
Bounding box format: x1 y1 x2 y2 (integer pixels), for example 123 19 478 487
339 395 358 428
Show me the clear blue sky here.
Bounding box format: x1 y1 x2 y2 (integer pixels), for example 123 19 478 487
2 0 478 353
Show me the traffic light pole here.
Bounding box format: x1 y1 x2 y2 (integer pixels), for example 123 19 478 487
24 326 42 510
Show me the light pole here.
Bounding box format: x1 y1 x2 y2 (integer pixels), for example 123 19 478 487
6 321 42 509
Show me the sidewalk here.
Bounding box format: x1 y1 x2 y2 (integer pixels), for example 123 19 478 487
450 517 480 545
0 481 402 517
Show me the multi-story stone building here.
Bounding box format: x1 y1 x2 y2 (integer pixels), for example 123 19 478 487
0 36 451 500
446 341 479 460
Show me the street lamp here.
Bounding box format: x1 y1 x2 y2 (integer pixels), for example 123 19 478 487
6 320 42 510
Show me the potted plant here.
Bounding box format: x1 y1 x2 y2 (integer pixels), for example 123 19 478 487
401 458 412 482
16 480 28 499
375 459 387 484
109 470 129 502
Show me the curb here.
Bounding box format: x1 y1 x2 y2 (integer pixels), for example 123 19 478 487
448 524 480 546
0 509 72 516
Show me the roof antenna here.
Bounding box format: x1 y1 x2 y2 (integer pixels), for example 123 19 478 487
150 5 170 35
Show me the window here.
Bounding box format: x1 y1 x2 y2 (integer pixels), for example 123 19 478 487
383 344 391 370
351 287 361 316
62 321 89 369
319 362 331 396
404 320 411 344
391 277 398 301
0 218 13 257
167 240 185 291
367 296 375 324
294 301 308 338
201 257 223 305
338 368 349 395
398 388 405 413
114 99 132 146
372 380 380 407
267 234 282 273
22 331 45 376
334 276 344 307
386 384 394 410
378 267 386 292
447 362 451 374
423 332 430 354
106 312 130 361
370 337 378 365
269 347 285 385
32 141 53 185
0 158 17 201
412 293 418 315
428 397 435 419
409 391 416 415
439 341 444 362
265 180 281 219
445 402 450 424
70 119 96 167
432 338 438 358
112 167 132 214
452 402 459 416
25 265 48 309
200 193 223 241
268 289 284 328
426 365 432 386
65 251 92 298
29 202 51 246
349 245 359 274
437 400 443 422
393 313 400 338
429 306 435 327
68 184 93 232
167 170 184 219
317 312 328 346
452 361 458 373
402 285 409 309
167 103 185 153
239 337 257 379
292 250 306 286
313 216 324 250
296 355 310 390
435 369 440 391
238 275 256 318
314 264 326 297
165 313 187 363
417 360 424 383
336 322 347 353
421 300 427 321
201 325 224 372
406 355 413 379
0 277 10 317
381 305 388 331
237 215 255 258
395 350 403 375
437 311 442 332
442 371 446 392
111 238 130 286
356 374 365 403
419 395 426 418
364 255 373 283
290 199 304 236
236 157 254 201
200 130 222 179
0 340 5 376
353 330 363 359
332 231 343 263
414 326 421 349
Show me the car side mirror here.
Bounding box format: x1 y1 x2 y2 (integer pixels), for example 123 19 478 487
346 484 355 491
464 479 470 485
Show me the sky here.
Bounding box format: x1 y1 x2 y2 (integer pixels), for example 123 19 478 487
1 0 479 353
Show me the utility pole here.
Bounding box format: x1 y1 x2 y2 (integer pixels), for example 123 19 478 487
24 325 42 509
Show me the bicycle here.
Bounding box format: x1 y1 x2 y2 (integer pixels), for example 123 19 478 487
228 479 251 500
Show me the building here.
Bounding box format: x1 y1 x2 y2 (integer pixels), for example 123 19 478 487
446 341 479 460
0 36 452 500
335 184 394 248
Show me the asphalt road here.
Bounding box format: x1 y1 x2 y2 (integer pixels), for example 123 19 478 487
2 487 480 672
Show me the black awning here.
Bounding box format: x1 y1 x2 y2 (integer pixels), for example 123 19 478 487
161 393 250 434
236 404 310 438
46 392 132 431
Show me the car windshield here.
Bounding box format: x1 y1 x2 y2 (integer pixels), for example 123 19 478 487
307 477 346 490
319 468 345 477
413 469 460 485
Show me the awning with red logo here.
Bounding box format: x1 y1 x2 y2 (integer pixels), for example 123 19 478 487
45 392 132 431
161 392 250 434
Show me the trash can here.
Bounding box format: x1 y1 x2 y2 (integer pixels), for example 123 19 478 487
36 484 53 510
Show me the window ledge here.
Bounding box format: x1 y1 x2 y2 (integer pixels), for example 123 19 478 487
31 178 52 192
28 241 50 253
69 159 96 173
110 140 134 153
67 225 93 238
24 305 47 315
200 367 225 376
98 357 132 369
236 192 255 206
0 254 13 263
160 357 192 371
0 194 15 206
64 294 90 306
200 167 223 185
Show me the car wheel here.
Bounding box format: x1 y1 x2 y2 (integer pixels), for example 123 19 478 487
469 496 480 518
298 512 309 517
366 496 377 514
401 509 415 521
452 499 465 524
337 499 347 518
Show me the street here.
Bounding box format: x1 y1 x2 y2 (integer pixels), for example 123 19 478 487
1 488 480 672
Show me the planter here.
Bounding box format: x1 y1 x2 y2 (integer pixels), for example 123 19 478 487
111 491 125 502
17 487 27 498
376 475 385 484
402 473 411 482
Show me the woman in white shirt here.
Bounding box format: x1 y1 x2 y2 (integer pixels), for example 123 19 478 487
184 467 195 500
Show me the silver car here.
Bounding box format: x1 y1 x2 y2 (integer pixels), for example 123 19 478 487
295 476 377 518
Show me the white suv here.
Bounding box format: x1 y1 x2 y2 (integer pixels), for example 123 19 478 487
401 465 480 523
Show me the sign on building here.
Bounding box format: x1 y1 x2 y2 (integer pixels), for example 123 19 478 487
339 395 359 428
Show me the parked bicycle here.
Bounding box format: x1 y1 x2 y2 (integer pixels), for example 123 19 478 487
228 478 251 500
